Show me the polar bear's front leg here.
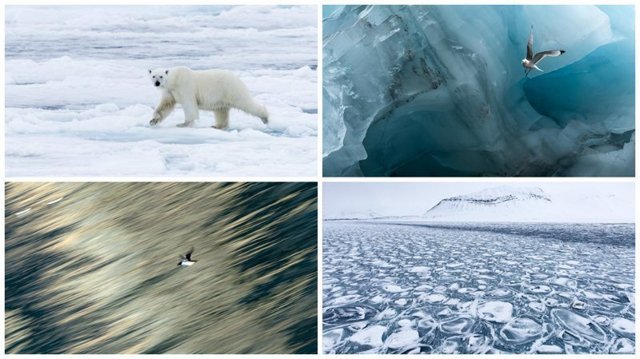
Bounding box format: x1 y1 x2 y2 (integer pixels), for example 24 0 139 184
150 92 176 126
213 109 229 130
178 99 199 127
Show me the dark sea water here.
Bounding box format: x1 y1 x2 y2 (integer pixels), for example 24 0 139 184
323 221 635 354
5 182 317 354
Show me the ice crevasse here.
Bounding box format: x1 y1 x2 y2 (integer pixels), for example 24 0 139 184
322 5 634 176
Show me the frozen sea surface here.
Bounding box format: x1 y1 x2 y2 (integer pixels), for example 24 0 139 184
5 6 317 177
323 221 635 354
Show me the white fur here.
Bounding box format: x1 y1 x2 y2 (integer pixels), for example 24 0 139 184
149 66 268 129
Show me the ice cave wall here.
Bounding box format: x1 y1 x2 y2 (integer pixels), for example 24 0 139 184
322 5 635 176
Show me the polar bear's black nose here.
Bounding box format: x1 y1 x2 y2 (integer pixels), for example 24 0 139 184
155 81 160 87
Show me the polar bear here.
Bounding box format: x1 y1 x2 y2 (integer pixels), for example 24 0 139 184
148 66 268 129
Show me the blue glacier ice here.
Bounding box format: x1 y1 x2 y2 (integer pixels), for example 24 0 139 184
323 5 634 176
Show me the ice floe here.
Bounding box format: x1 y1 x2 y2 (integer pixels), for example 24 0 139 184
323 221 635 353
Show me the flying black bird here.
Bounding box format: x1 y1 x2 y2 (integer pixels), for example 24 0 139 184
178 247 197 266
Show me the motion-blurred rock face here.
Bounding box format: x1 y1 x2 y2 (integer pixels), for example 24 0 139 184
5 182 317 354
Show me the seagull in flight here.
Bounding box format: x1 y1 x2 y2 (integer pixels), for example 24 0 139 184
178 247 197 266
522 26 565 77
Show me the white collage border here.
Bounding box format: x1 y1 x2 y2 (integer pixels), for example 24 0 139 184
1 0 638 358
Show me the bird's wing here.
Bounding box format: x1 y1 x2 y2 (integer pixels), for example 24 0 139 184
526 26 534 60
532 50 564 64
185 247 194 261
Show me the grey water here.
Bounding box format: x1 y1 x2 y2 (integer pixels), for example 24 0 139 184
323 221 635 354
5 182 317 354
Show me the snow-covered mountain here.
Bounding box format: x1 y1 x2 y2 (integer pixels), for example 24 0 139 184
424 186 552 221
325 209 382 220
422 186 632 223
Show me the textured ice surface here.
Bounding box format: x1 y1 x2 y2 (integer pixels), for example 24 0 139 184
323 221 635 354
500 318 543 344
5 6 317 177
350 325 386 347
477 301 513 323
322 5 634 176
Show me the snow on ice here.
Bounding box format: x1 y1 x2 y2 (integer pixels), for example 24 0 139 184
5 6 317 177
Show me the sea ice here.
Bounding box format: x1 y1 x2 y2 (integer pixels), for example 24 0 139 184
477 301 513 323
409 266 430 274
419 293 447 303
385 328 419 349
466 334 491 353
551 309 608 343
382 284 404 292
323 328 344 353
535 344 564 354
323 221 634 354
499 317 543 344
349 325 386 347
5 5 317 177
610 338 635 354
611 317 635 338
440 316 475 334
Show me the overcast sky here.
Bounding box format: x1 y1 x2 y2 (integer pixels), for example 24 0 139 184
323 182 634 218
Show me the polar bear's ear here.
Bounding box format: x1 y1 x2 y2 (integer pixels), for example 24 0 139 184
165 70 169 75
148 69 152 74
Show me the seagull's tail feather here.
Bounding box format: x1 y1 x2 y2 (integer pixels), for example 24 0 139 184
533 65 543 72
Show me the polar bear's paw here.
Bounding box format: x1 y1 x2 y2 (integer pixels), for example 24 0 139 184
260 116 269 125
150 112 163 126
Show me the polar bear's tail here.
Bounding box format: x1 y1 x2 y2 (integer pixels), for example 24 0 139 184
238 100 269 125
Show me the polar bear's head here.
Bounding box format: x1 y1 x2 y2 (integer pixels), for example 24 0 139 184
148 68 169 88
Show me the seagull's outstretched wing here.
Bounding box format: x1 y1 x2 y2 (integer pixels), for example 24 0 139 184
185 247 194 261
532 50 565 64
526 26 534 60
